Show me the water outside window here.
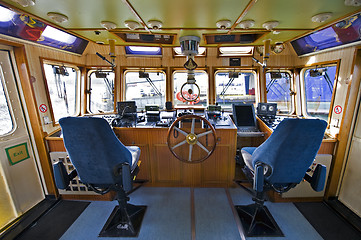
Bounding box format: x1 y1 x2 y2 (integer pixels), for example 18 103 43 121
266 71 292 114
88 71 114 113
174 71 208 106
0 67 13 135
303 65 337 120
125 71 166 110
43 64 78 122
215 71 256 110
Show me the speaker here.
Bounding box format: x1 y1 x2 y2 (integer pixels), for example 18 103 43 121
165 101 173 110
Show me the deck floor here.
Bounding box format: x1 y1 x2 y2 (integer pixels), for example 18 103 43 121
60 187 325 240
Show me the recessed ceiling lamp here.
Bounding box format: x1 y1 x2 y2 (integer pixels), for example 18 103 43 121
100 21 117 30
262 21 279 30
124 20 140 30
216 20 232 30
311 13 333 23
47 12 68 24
239 20 255 29
11 0 35 7
345 0 361 6
147 20 163 30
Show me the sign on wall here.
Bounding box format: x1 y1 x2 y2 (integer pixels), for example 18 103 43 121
5 142 30 165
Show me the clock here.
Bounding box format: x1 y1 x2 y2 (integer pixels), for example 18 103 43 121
271 43 285 54
255 46 264 55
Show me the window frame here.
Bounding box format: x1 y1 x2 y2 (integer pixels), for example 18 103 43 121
214 69 258 111
41 59 81 125
300 62 339 123
265 69 295 115
86 69 116 114
172 69 209 107
123 69 167 111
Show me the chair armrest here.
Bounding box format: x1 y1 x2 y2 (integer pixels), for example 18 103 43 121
304 164 327 192
53 161 77 189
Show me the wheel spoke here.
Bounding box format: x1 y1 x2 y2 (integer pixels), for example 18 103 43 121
191 118 195 134
172 139 187 150
197 130 213 138
196 141 210 154
188 144 193 162
174 126 188 137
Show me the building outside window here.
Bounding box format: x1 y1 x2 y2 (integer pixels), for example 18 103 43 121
215 70 256 109
43 63 79 122
302 65 337 120
266 71 293 114
125 70 166 110
88 70 114 113
173 70 208 106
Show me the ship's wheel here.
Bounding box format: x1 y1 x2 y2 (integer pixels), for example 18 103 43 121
167 114 217 163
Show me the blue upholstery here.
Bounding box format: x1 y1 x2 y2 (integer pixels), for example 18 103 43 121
247 118 327 188
59 117 140 186
236 118 328 237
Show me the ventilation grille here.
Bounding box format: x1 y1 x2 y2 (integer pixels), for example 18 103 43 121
50 152 97 195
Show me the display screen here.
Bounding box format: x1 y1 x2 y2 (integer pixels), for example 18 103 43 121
291 13 361 56
0 5 88 54
232 104 256 127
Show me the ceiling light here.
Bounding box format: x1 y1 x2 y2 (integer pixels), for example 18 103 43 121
216 20 232 30
345 0 361 6
0 6 15 22
239 20 255 29
11 0 35 7
41 26 76 44
311 13 333 23
147 20 163 30
124 20 140 30
47 12 68 24
100 21 117 30
262 21 279 30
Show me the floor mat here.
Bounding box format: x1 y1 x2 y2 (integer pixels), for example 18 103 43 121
294 202 361 240
15 200 90 240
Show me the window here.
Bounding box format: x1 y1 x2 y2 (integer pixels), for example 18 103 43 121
215 71 256 109
173 47 206 56
0 68 13 135
302 65 337 120
88 70 115 113
266 71 293 114
125 46 162 56
173 71 208 106
218 46 254 56
125 70 166 110
43 63 79 122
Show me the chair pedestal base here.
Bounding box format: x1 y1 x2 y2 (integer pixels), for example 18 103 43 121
235 204 283 237
99 204 147 237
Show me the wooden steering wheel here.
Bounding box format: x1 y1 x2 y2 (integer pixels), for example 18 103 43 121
167 114 217 163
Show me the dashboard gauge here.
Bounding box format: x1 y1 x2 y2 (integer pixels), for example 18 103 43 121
272 43 285 54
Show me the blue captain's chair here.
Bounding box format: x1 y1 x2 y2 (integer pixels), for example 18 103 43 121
52 117 146 237
235 118 328 237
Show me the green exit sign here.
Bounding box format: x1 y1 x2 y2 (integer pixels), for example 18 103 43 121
5 142 30 165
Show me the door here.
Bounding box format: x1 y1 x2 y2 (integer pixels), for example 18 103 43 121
0 47 44 229
338 84 361 217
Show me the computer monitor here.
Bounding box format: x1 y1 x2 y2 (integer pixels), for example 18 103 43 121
117 101 137 115
232 104 257 128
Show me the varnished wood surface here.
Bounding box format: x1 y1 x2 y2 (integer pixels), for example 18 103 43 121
113 127 238 187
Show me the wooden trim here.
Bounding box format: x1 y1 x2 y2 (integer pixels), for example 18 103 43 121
13 45 58 196
326 49 361 198
61 191 115 201
229 0 257 33
121 0 151 33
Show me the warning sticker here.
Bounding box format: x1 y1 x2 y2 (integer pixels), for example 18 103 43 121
334 105 342 114
39 104 47 113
